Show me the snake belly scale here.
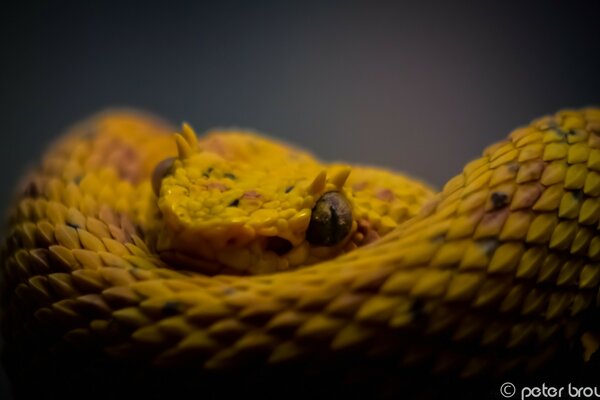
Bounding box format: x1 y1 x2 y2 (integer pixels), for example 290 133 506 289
2 108 600 398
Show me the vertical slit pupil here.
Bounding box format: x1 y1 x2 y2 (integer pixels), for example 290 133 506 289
306 191 352 246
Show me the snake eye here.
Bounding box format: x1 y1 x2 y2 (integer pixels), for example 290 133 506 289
306 191 352 246
152 157 175 196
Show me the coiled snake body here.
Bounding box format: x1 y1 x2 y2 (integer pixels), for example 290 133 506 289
2 109 600 398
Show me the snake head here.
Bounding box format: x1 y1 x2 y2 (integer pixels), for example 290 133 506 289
151 124 433 275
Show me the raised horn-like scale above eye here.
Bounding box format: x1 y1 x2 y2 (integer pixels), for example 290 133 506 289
306 191 353 246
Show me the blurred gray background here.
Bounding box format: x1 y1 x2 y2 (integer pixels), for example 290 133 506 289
1 0 600 397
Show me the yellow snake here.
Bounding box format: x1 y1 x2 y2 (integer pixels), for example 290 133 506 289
2 108 600 398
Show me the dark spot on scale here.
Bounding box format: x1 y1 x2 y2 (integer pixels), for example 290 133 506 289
224 173 237 180
352 182 368 191
73 176 83 184
571 189 584 200
23 181 39 197
479 208 509 235
162 301 181 316
375 188 395 202
202 167 214 178
66 222 80 229
285 185 294 193
548 127 569 140
228 198 240 207
538 119 559 131
242 190 262 199
206 182 229 192
490 192 509 210
265 236 293 255
431 234 446 243
507 162 520 173
478 239 499 256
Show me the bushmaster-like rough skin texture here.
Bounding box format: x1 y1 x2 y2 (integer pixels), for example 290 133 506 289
2 108 600 398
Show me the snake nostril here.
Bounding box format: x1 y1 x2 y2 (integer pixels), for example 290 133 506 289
265 236 293 255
